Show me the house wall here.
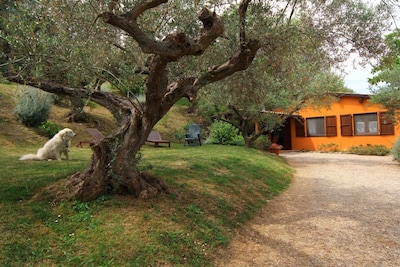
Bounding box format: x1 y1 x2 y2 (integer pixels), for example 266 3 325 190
290 95 400 151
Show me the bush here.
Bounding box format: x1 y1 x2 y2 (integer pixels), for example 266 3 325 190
173 129 186 142
254 135 270 150
348 144 391 156
392 137 400 161
208 121 243 146
14 87 55 127
38 121 63 138
318 143 339 153
227 135 245 146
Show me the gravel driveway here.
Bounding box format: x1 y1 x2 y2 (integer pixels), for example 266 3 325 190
217 152 400 266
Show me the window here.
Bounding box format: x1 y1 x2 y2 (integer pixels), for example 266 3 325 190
306 116 337 137
354 113 378 135
307 117 325 136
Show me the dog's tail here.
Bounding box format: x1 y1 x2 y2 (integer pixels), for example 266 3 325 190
19 154 45 161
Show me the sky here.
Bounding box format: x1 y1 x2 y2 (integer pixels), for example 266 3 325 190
343 64 374 94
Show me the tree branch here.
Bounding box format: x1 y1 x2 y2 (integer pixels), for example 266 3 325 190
239 0 252 43
102 5 223 59
194 39 261 88
229 105 247 124
7 76 134 123
126 0 168 20
192 0 260 90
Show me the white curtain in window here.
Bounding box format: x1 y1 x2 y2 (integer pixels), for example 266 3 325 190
307 118 324 136
356 121 365 133
308 119 317 135
368 121 377 133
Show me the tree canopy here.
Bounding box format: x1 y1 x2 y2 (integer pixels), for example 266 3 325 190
369 30 400 116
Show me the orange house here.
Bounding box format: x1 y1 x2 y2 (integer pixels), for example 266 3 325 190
276 93 400 151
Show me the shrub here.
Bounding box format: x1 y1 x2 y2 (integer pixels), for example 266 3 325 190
392 137 400 161
348 144 391 156
173 129 186 142
254 135 270 150
38 121 63 138
227 135 245 146
318 143 339 153
208 121 243 145
14 87 55 127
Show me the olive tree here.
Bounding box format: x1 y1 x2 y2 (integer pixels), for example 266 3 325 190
369 30 400 117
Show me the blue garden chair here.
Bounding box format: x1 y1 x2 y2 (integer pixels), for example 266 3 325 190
184 124 201 146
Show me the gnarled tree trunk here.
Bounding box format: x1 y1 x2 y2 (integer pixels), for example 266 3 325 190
57 115 174 201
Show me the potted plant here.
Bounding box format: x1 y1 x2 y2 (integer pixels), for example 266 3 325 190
269 143 283 155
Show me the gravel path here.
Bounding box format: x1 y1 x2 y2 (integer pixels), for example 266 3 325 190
216 152 400 266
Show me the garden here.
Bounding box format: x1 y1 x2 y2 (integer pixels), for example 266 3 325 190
0 83 293 266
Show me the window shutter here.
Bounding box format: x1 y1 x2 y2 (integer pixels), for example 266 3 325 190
340 114 353 136
379 112 394 135
325 116 337 136
295 118 305 137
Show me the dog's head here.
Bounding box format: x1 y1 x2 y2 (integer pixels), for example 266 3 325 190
59 128 77 140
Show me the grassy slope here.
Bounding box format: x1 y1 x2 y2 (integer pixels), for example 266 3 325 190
0 83 293 266
0 83 117 147
0 83 47 147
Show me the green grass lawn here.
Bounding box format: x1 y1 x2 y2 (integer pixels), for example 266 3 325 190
0 144 292 266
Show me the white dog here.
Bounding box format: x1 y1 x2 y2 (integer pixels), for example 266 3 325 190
19 128 76 161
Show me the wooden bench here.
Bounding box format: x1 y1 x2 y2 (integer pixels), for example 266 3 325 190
146 131 170 147
77 128 105 148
